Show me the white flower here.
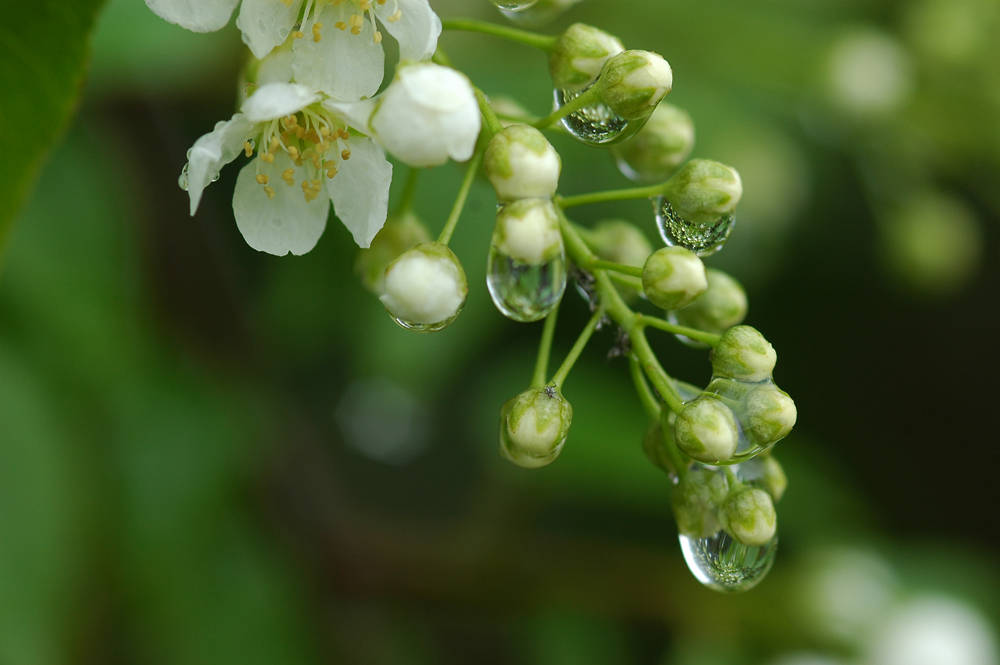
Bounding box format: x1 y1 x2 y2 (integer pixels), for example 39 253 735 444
180 82 392 255
380 243 467 327
326 62 481 168
146 0 442 97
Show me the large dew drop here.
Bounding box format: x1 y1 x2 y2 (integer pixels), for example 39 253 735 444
487 248 567 322
388 310 463 333
491 0 538 10
699 376 793 463
679 529 777 593
554 88 630 146
655 196 735 257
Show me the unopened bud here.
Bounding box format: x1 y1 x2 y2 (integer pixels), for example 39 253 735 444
586 219 654 268
596 50 673 120
485 125 561 202
493 198 563 265
745 385 796 446
500 387 573 468
612 103 694 183
642 419 674 474
663 159 743 225
672 469 725 539
674 396 740 464
380 242 468 332
355 211 431 294
549 23 625 91
642 246 708 310
674 268 748 335
711 325 777 382
759 454 787 502
719 485 777 547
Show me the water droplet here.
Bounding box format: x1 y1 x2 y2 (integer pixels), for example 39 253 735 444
491 0 538 10
554 87 630 146
701 376 788 462
655 196 736 257
498 1 566 26
679 529 777 592
487 247 567 322
388 309 463 333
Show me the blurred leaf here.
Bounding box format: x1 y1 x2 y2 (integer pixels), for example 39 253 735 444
0 0 107 261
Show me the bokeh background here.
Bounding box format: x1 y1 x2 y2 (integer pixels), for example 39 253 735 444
2 0 999 663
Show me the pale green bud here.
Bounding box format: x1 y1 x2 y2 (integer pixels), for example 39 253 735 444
674 396 740 464
672 469 725 539
642 246 708 310
663 159 743 225
485 125 561 202
642 419 674 475
549 23 625 92
745 385 797 446
500 387 573 468
711 325 777 382
586 219 654 268
494 198 562 265
354 210 431 294
759 454 787 502
596 50 673 121
719 485 777 547
380 242 468 331
611 103 695 183
674 268 748 335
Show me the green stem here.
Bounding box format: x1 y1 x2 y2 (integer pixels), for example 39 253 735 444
557 183 666 209
639 315 722 347
437 151 483 246
531 302 560 388
550 308 604 389
475 88 505 136
396 167 420 215
607 271 643 292
440 18 557 52
629 356 690 478
629 325 686 415
533 86 603 130
589 259 644 278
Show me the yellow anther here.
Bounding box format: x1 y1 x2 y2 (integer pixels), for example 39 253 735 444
287 145 300 161
377 0 387 4
373 30 383 44
282 168 296 185
293 30 304 39
260 153 275 164
311 154 323 169
320 126 333 137
335 21 347 30
269 137 281 152
358 0 372 9
312 22 323 42
282 114 298 129
388 9 402 22
279 0 293 6
338 128 350 139
263 185 276 200
349 14 363 35
295 126 306 139
341 149 351 160
327 168 338 179
243 141 254 158
256 174 270 185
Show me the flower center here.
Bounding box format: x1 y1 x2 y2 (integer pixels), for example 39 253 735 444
291 0 402 46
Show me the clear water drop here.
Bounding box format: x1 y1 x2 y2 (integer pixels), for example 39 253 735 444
487 248 567 322
491 0 538 10
388 308 463 333
701 376 788 463
554 87 630 146
655 196 736 257
679 529 777 593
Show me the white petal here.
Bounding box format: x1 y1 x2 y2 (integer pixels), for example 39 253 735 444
179 114 255 216
242 82 319 123
328 137 392 248
255 49 295 86
322 97 378 134
233 153 330 256
375 0 441 62
293 4 385 100
236 0 303 59
144 0 238 32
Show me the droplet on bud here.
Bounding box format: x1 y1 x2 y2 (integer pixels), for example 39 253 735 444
655 196 736 257
380 242 468 332
497 0 584 27
656 159 743 256
554 86 631 146
679 528 777 593
490 0 539 10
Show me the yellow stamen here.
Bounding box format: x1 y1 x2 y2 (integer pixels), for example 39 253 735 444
335 21 347 30
388 9 402 22
312 22 323 42
293 30 304 39
263 185 276 200
256 174 269 185
373 30 382 44
282 168 296 186
243 141 254 158
341 149 351 160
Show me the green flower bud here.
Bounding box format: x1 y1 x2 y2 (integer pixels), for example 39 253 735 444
711 325 777 382
493 198 562 265
673 269 748 335
485 125 561 202
745 385 796 446
674 396 740 464
611 103 694 183
500 387 573 468
759 455 787 502
719 485 777 547
549 23 625 92
642 246 708 310
596 50 673 121
664 159 743 226
380 242 468 332
672 469 725 539
586 219 654 268
354 210 431 294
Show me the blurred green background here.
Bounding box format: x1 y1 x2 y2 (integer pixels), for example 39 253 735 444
1 0 999 663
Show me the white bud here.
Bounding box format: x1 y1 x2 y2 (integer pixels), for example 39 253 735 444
549 23 624 91
746 385 797 446
674 396 739 464
711 325 777 382
673 268 748 335
597 50 673 120
493 199 562 265
501 387 573 468
380 242 467 331
612 103 695 183
642 246 708 310
664 159 743 226
485 125 561 202
719 485 777 547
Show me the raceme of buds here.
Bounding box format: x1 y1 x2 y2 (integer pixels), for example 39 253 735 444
711 325 777 382
355 210 431 294
500 387 573 468
548 23 625 91
718 485 777 547
663 159 743 225
611 103 695 183
674 396 740 464
586 219 654 268
485 125 561 202
672 468 725 539
673 268 748 335
745 385 797 445
596 50 673 121
642 246 708 310
380 242 468 332
493 199 563 265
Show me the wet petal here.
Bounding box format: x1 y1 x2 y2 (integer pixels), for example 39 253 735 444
233 152 330 256
242 82 319 123
236 0 304 59
328 137 392 248
180 113 255 216
375 0 441 62
144 0 239 32
293 3 384 100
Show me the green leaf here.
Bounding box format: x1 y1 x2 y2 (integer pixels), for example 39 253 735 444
0 0 108 260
